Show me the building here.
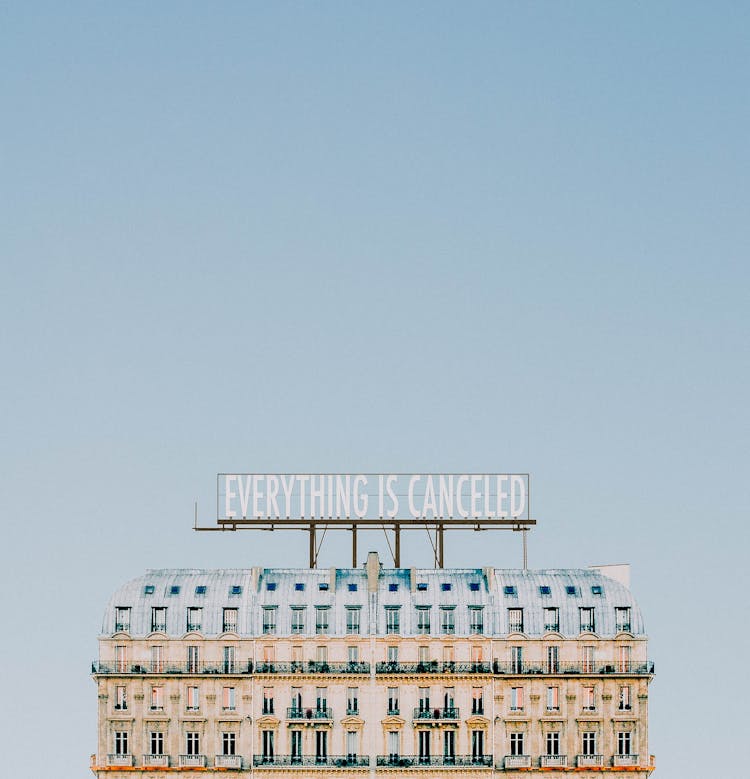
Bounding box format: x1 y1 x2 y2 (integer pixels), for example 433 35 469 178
92 551 654 776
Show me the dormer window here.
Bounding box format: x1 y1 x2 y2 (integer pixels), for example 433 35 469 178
615 607 632 632
579 607 595 633
186 607 202 632
115 607 131 633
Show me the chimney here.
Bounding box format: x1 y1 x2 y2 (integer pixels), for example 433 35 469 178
366 551 381 593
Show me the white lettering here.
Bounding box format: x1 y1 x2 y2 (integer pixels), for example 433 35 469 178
252 475 265 518
510 475 526 518
438 475 454 518
496 475 508 518
267 475 280 518
224 475 237 519
386 475 399 518
280 475 296 518
408 475 421 517
422 476 437 519
456 475 469 518
353 475 368 518
470 475 482 518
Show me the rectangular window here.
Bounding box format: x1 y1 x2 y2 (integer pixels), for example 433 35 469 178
291 730 302 759
150 686 163 711
510 732 524 756
316 686 327 712
618 731 632 755
315 606 330 634
510 646 523 673
616 607 632 633
347 731 358 759
115 645 127 673
471 645 483 664
316 645 328 664
618 645 632 673
546 645 559 673
581 645 595 673
416 607 431 634
223 645 235 673
315 730 328 760
262 730 274 759
115 607 131 632
510 686 524 711
387 645 398 663
150 731 163 756
114 731 129 756
443 730 455 759
418 686 430 712
346 607 360 635
187 645 199 673
186 732 200 756
186 607 202 632
582 732 596 756
388 686 399 714
546 732 559 756
440 606 455 634
262 607 277 635
472 687 484 714
546 685 559 711
223 686 236 710
469 606 484 634
444 686 455 711
290 686 302 712
150 645 163 673
115 685 127 710
223 608 238 633
385 607 400 634
508 608 524 632
419 730 430 760
291 607 305 634
262 687 274 714
619 685 631 711
471 730 484 760
388 731 399 759
418 645 429 664
544 607 559 632
151 607 166 633
579 607 595 633
222 732 236 756
348 645 359 663
186 685 199 710
347 687 358 714
582 686 595 711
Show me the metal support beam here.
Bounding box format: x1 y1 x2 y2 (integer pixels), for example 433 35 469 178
351 524 357 568
309 526 316 568
394 525 401 568
437 523 444 568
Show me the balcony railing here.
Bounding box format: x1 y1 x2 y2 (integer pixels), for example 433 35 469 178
92 660 254 675
215 754 242 769
616 623 632 633
376 662 491 675
179 754 207 768
107 755 133 767
540 755 567 768
413 707 460 721
186 623 202 633
577 754 604 767
143 755 169 767
114 623 130 633
543 623 559 632
503 755 531 768
492 660 654 675
376 756 492 767
614 754 639 766
286 707 333 721
255 661 370 675
253 756 370 767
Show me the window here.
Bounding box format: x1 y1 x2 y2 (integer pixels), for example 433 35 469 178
169 585 180 595
115 685 127 711
291 607 305 634
469 606 484 634
509 732 524 756
544 607 559 632
539 585 551 596
440 606 455 634
262 687 274 714
385 607 400 634
290 686 302 713
347 687 358 714
616 607 632 633
472 686 484 714
223 608 238 633
469 582 480 592
508 608 524 632
294 582 305 591
418 730 430 760
348 583 358 592
579 607 595 633
315 729 328 761
418 686 430 712
291 645 302 666
318 582 329 591
388 731 399 759
581 645 595 673
114 731 129 756
262 730 274 759
417 582 428 591
471 645 483 668
223 686 236 710
387 645 398 663
591 585 603 595
346 607 360 634
565 585 577 596
510 686 524 711
187 607 202 632
546 732 559 756
151 607 167 633
187 645 200 672
619 685 631 711
503 585 516 596
348 645 359 664
150 686 164 711
444 686 455 711
186 685 199 710
546 645 559 673
195 585 206 595
441 582 452 591
443 645 455 667
222 732 236 756
150 731 164 756
291 729 302 759
510 646 523 673
150 645 163 673
618 645 632 673
266 582 277 592
347 731 358 759
582 686 595 711
115 607 131 632
262 607 277 635
144 584 155 595
416 607 431 634
387 686 399 714
546 685 559 711
471 730 484 760
115 645 127 673
230 585 242 595
315 606 330 634
443 730 455 759
388 583 399 592
418 645 429 664
617 731 632 756
582 732 597 756
186 732 200 756
316 687 328 715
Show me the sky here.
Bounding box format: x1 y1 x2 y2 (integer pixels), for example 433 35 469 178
1 2 748 777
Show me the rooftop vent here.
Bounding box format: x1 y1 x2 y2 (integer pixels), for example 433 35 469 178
294 583 305 591
441 583 452 592
318 583 329 591
417 583 428 591
230 585 242 595
144 585 155 595
504 585 516 596
195 586 207 595
539 585 551 595
388 583 399 592
348 583 358 592
566 586 577 596
469 582 480 592
266 582 277 592
169 585 181 595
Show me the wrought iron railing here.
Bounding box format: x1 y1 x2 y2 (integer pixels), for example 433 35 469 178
492 660 654 675
253 755 369 767
376 662 491 674
286 707 333 720
376 755 492 767
255 661 370 674
412 707 460 720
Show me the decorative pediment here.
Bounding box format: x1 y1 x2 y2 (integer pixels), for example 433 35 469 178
257 715 280 727
381 715 405 729
340 715 365 729
465 715 490 727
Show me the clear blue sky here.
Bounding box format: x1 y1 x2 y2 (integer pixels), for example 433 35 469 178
2 3 748 777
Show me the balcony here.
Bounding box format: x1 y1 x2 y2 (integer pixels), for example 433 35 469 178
107 755 133 767
614 754 639 767
255 661 370 675
616 623 632 633
253 756 370 768
91 660 254 675
577 755 604 767
543 623 559 633
179 754 207 768
503 755 531 769
540 755 567 768
215 754 242 769
114 623 130 633
376 662 491 675
286 707 333 721
143 755 169 767
413 707 460 721
492 660 655 675
376 756 492 768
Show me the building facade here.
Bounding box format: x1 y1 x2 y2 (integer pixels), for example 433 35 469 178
92 552 654 776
